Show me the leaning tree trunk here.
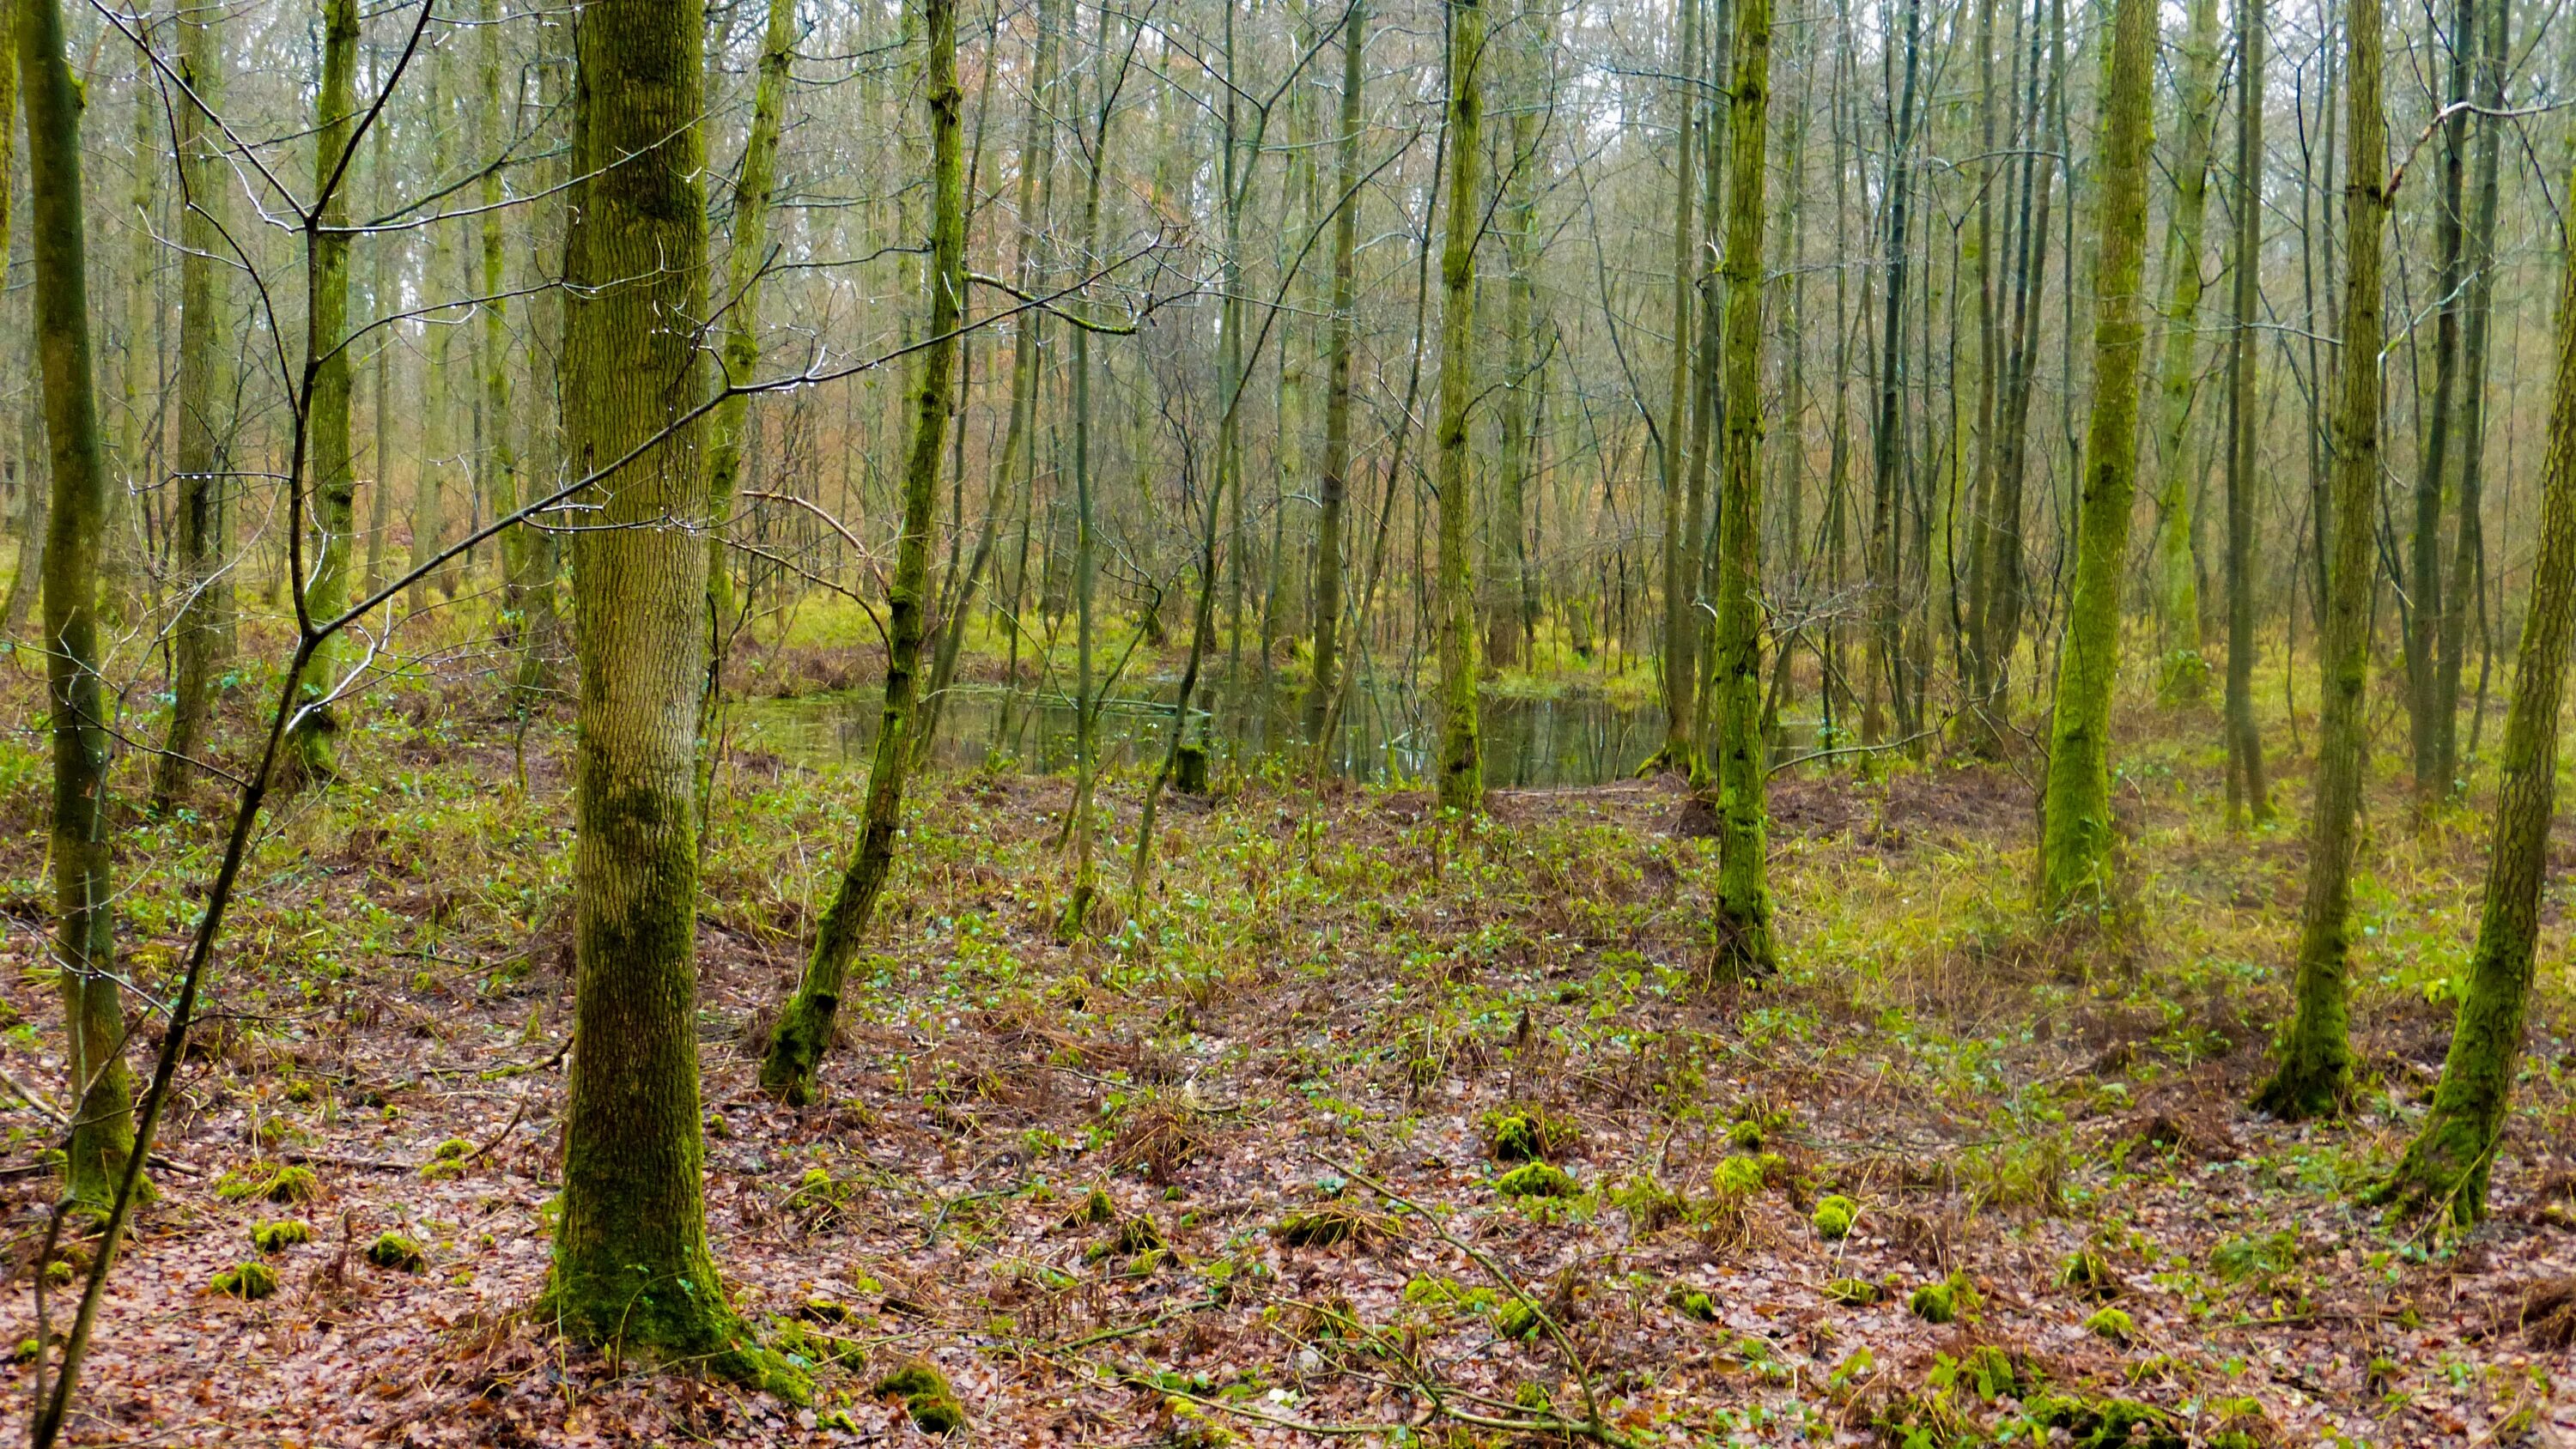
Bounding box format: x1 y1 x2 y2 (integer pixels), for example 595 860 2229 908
2222 0 2272 828
2146 0 2220 701
289 0 361 784
759 0 963 1104
2377 191 2576 1223
2035 0 2155 914
152 0 233 813
2257 0 2385 1119
20 0 139 1210
1432 0 1485 813
1708 0 1777 979
550 0 787 1391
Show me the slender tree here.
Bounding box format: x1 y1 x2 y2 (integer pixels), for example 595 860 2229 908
2433 0 2509 788
1302 0 1364 739
761 0 963 1102
2145 0 2220 699
1651 0 1698 774
21 0 140 1208
1432 0 1485 811
2222 0 2270 826
2035 0 2155 912
2376 202 2576 1222
2405 0 2476 803
1708 0 1777 977
2257 0 2385 1119
289 0 361 783
550 0 791 1389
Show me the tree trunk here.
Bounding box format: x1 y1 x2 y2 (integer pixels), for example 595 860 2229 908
1432 0 1485 812
21 0 140 1208
550 0 787 1391
152 0 233 814
2257 0 2385 1119
1708 0 1777 979
2222 0 2271 827
2146 0 2220 701
1302 0 1364 740
1865 0 1923 746
1652 0 1696 774
2434 0 2508 790
2378 185 2576 1222
761 0 962 1103
289 0 360 783
1485 4 1546 670
2035 0 2155 913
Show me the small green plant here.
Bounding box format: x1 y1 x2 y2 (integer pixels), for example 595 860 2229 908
210 1262 279 1300
1710 1154 1767 1200
1812 1193 1858 1240
2208 1230 2299 1285
1494 1161 1576 1198
1824 1276 1883 1307
1490 1113 1542 1162
1666 1285 1719 1322
2061 1248 2121 1301
875 1361 965 1434
365 1233 425 1272
1064 1183 1116 1227
250 1220 313 1253
1273 1201 1379 1248
1495 1297 1545 1339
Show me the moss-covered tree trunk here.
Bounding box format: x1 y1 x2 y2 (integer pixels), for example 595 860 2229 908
760 0 962 1103
475 0 520 630
551 0 784 1390
2146 0 2219 700
2222 0 2271 828
695 0 794 800
2256 0 2385 1119
2405 0 2476 804
2433 0 2509 790
364 53 395 603
1708 0 1777 979
289 0 361 784
1432 0 1485 813
1301 0 1364 741
20 0 138 1209
1650 0 1698 776
2377 197 2576 1222
2035 0 2156 915
151 0 234 814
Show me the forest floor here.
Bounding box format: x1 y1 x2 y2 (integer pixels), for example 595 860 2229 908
0 647 2573 1446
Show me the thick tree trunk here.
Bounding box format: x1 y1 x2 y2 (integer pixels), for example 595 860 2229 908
2257 0 2385 1119
152 3 233 813
2377 198 2576 1222
2222 0 2271 827
1708 0 1777 979
761 0 962 1103
289 0 360 784
2035 0 2155 913
550 0 787 1392
20 0 140 1208
1433 0 1485 812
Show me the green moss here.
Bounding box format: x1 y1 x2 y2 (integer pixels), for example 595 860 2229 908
1909 1274 1978 1325
215 1163 322 1204
2083 1306 2136 1343
1495 1298 1544 1339
1824 1276 1883 1307
210 1261 279 1300
1811 1193 1858 1240
1274 1202 1374 1248
366 1232 425 1272
1665 1286 1719 1321
2027 1393 2183 1449
1490 1113 1541 1162
433 1137 471 1160
2060 1248 2121 1300
250 1219 313 1253
1064 1183 1116 1227
1494 1161 1576 1198
875 1361 966 1433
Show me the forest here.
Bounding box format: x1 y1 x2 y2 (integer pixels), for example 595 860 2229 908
3 0 2576 1439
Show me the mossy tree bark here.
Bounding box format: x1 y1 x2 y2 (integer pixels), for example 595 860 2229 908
2222 0 2271 828
1707 0 1777 979
1300 0 1364 742
475 0 521 634
695 0 794 799
2257 0 2385 1119
1432 0 1485 813
2433 0 2509 790
289 0 361 785
2405 0 2476 804
20 0 139 1208
2035 0 2155 916
551 0 787 1391
1484 5 1546 671
1649 0 1698 777
2146 0 2220 700
2375 170 2576 1224
152 0 234 814
760 0 962 1105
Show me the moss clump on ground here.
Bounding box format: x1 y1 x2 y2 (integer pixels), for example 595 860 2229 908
1911 1273 1978 1325
1494 1161 1576 1198
210 1262 280 1299
215 1163 321 1205
2084 1306 2136 1343
1490 1113 1542 1161
1062 1183 1115 1228
2061 1248 2121 1300
875 1361 965 1433
250 1219 313 1253
1273 1201 1381 1248
1811 1193 1858 1239
366 1232 425 1272
1824 1276 1883 1307
1665 1285 1719 1321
